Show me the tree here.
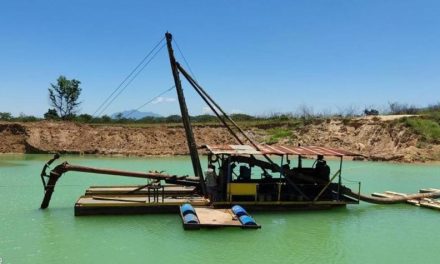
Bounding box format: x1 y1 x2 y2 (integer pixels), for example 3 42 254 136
44 108 59 120
16 113 39 122
48 76 82 120
0 112 12 120
100 115 112 123
76 114 93 123
166 115 182 123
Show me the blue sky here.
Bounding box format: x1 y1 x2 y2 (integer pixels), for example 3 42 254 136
0 0 439 117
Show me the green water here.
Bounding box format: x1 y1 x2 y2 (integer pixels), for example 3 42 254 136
0 155 439 264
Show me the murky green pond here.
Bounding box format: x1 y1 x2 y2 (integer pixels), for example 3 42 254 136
0 155 439 264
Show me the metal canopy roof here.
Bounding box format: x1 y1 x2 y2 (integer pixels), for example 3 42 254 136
202 144 359 157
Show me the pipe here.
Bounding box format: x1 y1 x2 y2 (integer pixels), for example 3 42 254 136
341 187 440 204
61 163 181 180
40 161 199 209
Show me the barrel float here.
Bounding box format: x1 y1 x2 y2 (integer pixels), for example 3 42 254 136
239 215 257 226
180 203 196 216
183 213 199 224
231 205 248 217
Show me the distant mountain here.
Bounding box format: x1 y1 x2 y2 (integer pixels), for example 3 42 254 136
112 110 162 119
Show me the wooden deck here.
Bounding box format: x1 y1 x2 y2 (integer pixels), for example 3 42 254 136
212 199 353 211
75 195 209 216
75 195 353 215
180 207 261 229
75 195 354 215
74 183 357 215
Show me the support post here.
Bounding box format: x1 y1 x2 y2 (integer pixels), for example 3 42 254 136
165 32 206 196
338 156 343 200
313 169 341 202
41 164 64 209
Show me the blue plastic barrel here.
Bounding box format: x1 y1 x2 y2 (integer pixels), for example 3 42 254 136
183 213 199 224
239 215 257 226
231 205 248 217
180 203 196 216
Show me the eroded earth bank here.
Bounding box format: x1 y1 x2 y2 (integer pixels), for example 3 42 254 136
1 118 439 163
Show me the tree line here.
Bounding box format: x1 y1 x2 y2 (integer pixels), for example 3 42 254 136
1 75 439 123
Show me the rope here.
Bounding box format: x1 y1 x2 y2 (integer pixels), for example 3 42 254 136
123 85 175 118
95 43 166 117
173 38 197 81
92 36 165 117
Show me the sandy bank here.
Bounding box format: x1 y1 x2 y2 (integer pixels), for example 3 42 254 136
0 119 439 163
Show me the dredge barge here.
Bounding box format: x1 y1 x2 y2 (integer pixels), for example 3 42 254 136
39 32 440 229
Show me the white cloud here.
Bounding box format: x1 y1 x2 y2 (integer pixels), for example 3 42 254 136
151 97 176 104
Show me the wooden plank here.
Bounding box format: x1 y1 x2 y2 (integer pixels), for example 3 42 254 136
76 196 209 207
88 184 184 188
92 196 147 203
180 207 261 229
384 191 407 197
373 191 440 210
419 198 440 210
381 191 420 205
213 200 353 206
419 188 440 193
194 208 241 227
85 185 195 195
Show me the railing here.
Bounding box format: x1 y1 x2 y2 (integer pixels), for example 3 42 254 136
341 177 362 203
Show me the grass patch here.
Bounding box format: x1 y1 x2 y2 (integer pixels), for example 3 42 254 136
401 117 440 143
266 127 293 144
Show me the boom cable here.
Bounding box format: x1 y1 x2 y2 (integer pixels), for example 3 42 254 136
95 43 166 117
123 85 175 119
92 36 165 117
173 38 198 81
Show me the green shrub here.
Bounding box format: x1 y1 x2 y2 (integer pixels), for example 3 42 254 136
402 117 440 143
266 127 292 144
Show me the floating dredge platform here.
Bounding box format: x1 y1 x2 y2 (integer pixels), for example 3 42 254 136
75 184 261 229
38 32 440 231
39 32 365 225
74 181 359 216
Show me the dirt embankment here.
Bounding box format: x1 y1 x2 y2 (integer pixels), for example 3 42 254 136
0 119 439 162
0 121 235 156
256 118 440 163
